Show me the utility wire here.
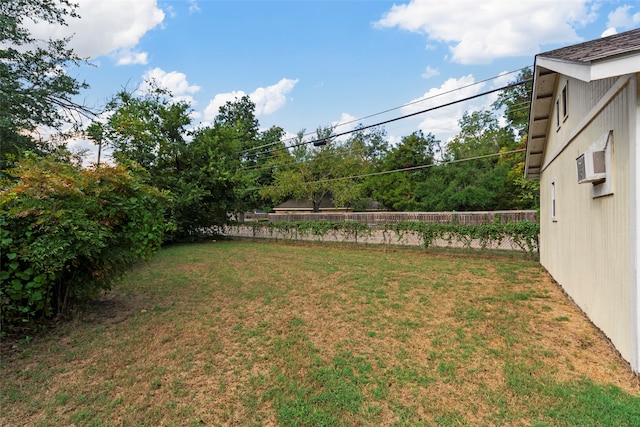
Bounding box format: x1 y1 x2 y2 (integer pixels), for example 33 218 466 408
248 148 525 191
259 79 532 156
242 100 533 173
239 67 532 155
323 68 531 133
241 149 361 172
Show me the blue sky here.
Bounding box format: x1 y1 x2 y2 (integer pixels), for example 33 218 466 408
29 0 640 161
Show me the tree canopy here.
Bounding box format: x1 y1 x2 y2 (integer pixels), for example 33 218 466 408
261 126 373 211
2 0 538 216
1 0 91 171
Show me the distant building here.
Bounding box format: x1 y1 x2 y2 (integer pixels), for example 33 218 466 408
273 195 348 214
524 28 640 372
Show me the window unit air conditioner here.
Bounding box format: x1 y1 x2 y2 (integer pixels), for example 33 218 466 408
576 149 606 184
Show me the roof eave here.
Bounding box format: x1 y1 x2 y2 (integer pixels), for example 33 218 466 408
524 50 640 180
524 62 557 180
537 52 640 82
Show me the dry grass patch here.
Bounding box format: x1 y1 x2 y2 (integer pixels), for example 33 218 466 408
1 241 639 426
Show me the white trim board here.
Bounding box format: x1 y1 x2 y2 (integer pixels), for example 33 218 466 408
537 56 640 83
630 75 640 373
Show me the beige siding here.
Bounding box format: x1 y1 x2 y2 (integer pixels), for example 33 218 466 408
540 76 634 364
546 77 618 156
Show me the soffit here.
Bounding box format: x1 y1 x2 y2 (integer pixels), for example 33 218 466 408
525 67 557 180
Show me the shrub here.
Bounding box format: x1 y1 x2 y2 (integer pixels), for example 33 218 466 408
0 156 168 331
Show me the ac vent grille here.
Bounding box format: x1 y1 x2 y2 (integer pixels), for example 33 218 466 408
576 150 606 184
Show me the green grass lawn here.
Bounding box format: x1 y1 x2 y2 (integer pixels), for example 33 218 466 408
2 241 639 426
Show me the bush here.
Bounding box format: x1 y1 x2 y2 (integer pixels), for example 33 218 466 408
0 156 168 331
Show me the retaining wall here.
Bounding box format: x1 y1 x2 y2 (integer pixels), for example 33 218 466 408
221 224 538 253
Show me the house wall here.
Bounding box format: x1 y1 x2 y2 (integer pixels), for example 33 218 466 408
539 73 636 368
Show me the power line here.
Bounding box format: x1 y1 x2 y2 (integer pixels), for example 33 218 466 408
241 148 362 172
306 148 525 184
258 79 532 157
239 66 533 155
325 68 531 133
241 98 533 173
248 148 525 191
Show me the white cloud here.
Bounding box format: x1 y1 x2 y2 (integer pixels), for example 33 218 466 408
375 0 595 64
607 5 640 28
165 5 177 19
603 5 640 36
142 68 201 95
421 65 440 79
204 78 299 120
28 0 164 61
188 0 201 14
400 75 491 142
331 113 359 143
204 91 248 121
251 78 299 115
116 49 149 66
141 68 201 105
403 75 485 114
333 113 358 129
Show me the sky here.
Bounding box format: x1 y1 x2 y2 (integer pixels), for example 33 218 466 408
28 0 640 162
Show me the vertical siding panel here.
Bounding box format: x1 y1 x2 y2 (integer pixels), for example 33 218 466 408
540 77 633 363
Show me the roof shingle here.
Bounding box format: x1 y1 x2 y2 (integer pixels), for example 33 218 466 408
538 28 640 63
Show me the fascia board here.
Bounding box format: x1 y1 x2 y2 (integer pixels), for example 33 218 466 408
537 53 640 83
591 55 640 80
536 57 592 82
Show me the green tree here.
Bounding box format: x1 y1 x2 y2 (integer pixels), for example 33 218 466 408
445 110 517 160
215 95 259 151
262 127 368 211
345 125 389 165
497 146 539 209
493 67 533 136
237 125 287 212
97 86 205 240
101 87 192 172
1 0 91 171
97 89 262 239
416 110 517 211
208 95 286 214
493 68 539 209
367 131 438 211
179 124 242 233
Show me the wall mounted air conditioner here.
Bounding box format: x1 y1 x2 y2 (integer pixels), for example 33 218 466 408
576 149 606 184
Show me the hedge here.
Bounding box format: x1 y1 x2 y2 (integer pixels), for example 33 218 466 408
1 156 168 331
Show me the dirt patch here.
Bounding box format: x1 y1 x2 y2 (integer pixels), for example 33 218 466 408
528 273 640 392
